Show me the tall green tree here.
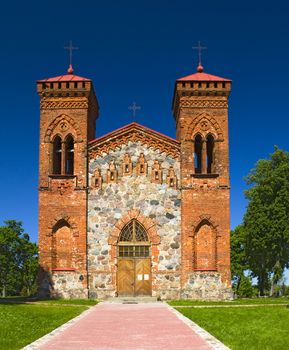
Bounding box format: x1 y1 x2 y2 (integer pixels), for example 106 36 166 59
243 147 289 295
0 221 38 297
231 225 248 293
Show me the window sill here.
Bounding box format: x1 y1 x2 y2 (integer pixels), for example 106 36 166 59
49 174 76 179
194 269 218 272
192 173 219 179
52 268 76 272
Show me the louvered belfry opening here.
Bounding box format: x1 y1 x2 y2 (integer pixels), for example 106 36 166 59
118 220 150 258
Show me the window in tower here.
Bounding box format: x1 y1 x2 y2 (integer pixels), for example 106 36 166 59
194 134 202 174
206 134 214 174
53 136 62 174
65 135 74 175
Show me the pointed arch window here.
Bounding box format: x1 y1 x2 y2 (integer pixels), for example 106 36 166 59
118 220 150 258
206 134 214 174
194 134 202 174
65 135 74 175
53 136 62 174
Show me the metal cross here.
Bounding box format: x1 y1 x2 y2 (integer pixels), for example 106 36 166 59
128 102 141 121
192 41 207 66
64 40 79 66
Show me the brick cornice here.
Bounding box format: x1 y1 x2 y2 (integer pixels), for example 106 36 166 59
89 123 180 160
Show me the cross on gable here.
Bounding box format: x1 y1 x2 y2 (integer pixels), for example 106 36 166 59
128 102 141 121
192 41 207 66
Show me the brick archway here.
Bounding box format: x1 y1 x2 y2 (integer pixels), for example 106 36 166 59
108 209 160 246
185 113 224 141
44 114 82 142
191 215 218 272
47 214 79 237
108 209 160 295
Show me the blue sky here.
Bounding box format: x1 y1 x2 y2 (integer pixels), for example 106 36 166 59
0 0 288 247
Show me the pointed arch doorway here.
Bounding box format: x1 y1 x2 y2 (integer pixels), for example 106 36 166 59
117 219 152 297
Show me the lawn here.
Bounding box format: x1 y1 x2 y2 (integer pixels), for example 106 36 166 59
0 301 94 350
176 305 289 350
169 297 289 306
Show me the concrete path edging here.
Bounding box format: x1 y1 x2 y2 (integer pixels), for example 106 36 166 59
166 303 230 350
21 305 98 350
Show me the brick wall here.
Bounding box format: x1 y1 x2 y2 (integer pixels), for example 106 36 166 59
37 79 98 298
173 78 232 298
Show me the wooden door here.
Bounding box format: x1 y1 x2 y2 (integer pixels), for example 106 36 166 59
118 258 151 296
135 259 151 296
117 259 134 296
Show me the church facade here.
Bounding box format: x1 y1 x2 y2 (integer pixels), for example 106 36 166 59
37 63 232 300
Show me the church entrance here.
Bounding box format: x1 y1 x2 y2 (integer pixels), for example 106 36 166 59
117 220 151 297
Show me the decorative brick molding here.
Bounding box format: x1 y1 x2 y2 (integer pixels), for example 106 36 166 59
89 123 180 160
47 214 79 237
107 160 118 184
179 99 228 109
90 169 102 189
122 153 133 176
108 209 161 246
40 97 88 110
44 114 83 142
184 113 224 141
151 160 163 184
191 214 219 232
136 153 148 176
166 166 177 189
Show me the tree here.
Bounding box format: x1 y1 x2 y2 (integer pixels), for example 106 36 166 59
0 221 38 297
237 274 254 298
243 147 289 295
231 225 248 293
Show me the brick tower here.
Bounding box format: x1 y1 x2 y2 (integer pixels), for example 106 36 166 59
37 65 98 298
172 64 232 299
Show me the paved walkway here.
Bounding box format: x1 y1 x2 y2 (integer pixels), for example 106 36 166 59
26 302 228 350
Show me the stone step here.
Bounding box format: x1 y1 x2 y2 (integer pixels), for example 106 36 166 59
105 296 158 304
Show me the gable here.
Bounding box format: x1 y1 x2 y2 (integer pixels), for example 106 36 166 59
88 122 180 160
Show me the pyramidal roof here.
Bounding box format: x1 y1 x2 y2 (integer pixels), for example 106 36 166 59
37 64 91 82
177 65 231 82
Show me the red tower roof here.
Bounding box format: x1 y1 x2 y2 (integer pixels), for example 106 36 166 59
177 65 231 82
37 65 91 82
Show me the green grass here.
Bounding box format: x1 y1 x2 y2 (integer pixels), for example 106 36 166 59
34 299 98 306
177 306 289 350
0 297 98 306
168 297 289 306
0 304 88 350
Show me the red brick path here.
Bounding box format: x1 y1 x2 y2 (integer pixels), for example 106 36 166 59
38 303 214 349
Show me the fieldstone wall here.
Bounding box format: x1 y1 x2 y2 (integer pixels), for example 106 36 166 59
182 272 232 300
50 272 88 299
38 270 88 299
88 141 181 299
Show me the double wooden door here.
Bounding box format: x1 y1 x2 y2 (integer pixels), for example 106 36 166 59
118 258 151 296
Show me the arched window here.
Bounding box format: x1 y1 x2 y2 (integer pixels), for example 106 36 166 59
53 136 62 174
194 134 202 173
118 220 150 258
65 135 74 175
206 134 214 174
51 219 72 269
194 221 216 271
